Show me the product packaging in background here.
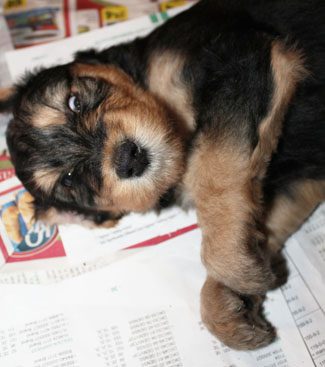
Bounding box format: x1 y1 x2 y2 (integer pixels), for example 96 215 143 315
2 0 196 48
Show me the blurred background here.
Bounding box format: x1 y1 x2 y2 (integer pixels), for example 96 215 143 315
0 0 196 49
0 0 196 86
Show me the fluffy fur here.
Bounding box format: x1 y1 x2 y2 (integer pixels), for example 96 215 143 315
1 0 325 350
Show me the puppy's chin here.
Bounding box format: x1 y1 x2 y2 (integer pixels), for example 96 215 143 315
37 207 120 229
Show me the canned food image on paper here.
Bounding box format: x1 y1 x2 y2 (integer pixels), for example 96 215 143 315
0 184 65 262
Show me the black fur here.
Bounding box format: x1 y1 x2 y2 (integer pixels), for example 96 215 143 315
2 0 325 216
76 0 325 203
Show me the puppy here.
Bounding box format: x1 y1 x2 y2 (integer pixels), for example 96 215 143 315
1 0 325 350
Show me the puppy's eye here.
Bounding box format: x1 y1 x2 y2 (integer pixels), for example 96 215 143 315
61 172 74 188
68 95 81 113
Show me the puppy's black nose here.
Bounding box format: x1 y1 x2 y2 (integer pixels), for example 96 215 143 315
114 139 149 179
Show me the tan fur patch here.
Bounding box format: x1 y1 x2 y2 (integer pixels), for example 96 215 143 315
72 63 136 95
266 179 325 252
33 169 61 194
72 62 175 129
32 106 66 128
250 41 308 179
0 87 14 102
72 62 177 114
148 51 195 132
184 136 274 294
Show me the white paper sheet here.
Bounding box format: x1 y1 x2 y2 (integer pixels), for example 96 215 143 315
0 205 325 367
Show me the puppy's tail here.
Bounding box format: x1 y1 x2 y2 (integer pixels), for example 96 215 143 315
0 87 15 113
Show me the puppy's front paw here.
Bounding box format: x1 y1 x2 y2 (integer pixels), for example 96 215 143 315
201 277 276 350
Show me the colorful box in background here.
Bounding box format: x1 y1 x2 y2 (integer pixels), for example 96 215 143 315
159 0 188 12
2 0 196 48
3 0 67 48
0 153 15 182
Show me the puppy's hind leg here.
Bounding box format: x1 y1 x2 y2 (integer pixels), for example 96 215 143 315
266 179 325 289
266 179 325 253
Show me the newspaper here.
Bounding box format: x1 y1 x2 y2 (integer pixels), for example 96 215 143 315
0 176 197 276
0 5 325 367
0 206 324 366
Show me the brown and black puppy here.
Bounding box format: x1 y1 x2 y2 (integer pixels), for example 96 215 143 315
1 0 325 350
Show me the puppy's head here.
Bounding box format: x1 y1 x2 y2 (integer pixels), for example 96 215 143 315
2 63 186 221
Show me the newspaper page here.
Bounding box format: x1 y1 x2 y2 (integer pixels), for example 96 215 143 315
0 204 324 366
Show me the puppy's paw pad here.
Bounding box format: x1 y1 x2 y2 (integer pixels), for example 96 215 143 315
203 312 276 350
234 321 276 350
201 279 276 350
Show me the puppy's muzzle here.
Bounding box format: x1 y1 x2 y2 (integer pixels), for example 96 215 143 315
114 139 150 179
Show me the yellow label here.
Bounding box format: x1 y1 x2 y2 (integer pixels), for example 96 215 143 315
101 5 128 24
160 0 187 12
4 0 26 10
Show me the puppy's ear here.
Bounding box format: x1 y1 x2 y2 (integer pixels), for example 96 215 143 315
0 87 16 113
75 42 145 84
